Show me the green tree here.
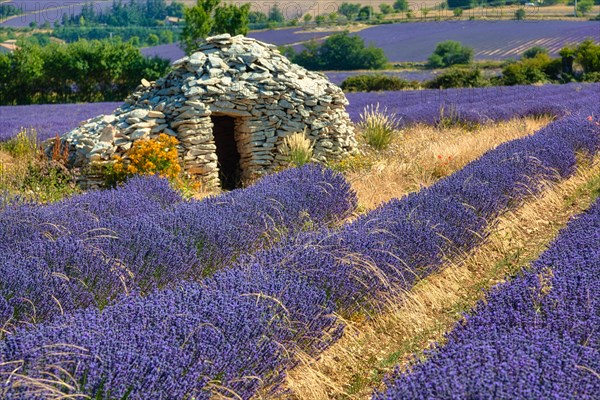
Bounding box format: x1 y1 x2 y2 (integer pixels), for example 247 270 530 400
291 31 387 70
214 3 250 36
393 0 409 11
447 0 473 9
425 67 489 88
574 39 600 73
357 5 374 20
303 13 313 23
577 0 593 14
182 0 250 54
379 3 393 14
182 0 219 54
514 8 526 20
249 11 268 24
147 33 160 46
159 29 174 44
339 2 362 19
522 46 548 59
502 53 555 85
268 3 285 23
0 39 169 105
427 40 474 68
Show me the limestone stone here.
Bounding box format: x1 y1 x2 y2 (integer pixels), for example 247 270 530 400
99 125 116 143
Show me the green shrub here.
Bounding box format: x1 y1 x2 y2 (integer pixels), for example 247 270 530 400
20 160 78 203
425 67 489 88
393 0 409 11
358 104 401 150
0 131 78 203
1 129 38 158
341 74 420 91
574 39 600 73
515 8 526 20
501 53 554 85
581 71 600 82
448 0 474 9
522 46 548 59
427 40 474 68
290 32 388 70
577 0 594 14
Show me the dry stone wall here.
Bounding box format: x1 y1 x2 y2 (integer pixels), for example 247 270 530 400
55 34 357 188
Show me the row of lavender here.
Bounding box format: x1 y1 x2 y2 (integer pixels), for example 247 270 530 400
2 84 598 143
345 83 600 125
1 108 598 398
137 21 600 63
375 194 600 399
0 166 356 331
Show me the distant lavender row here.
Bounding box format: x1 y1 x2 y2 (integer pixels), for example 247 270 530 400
140 42 185 63
0 165 356 330
325 70 436 85
2 84 598 143
249 27 335 46
345 83 600 125
138 21 599 63
140 26 335 61
0 102 119 142
1 108 597 398
0 1 113 27
375 191 600 399
239 109 600 314
354 20 600 62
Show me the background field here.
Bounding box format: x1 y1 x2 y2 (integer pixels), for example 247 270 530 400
139 20 600 63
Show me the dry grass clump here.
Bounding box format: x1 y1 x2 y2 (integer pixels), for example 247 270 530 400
345 116 552 210
280 130 314 167
281 156 600 400
0 129 79 203
357 104 401 150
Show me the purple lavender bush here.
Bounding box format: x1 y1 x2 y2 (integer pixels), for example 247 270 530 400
0 264 341 399
239 110 600 313
374 192 600 399
0 110 596 399
2 84 598 142
0 165 356 329
346 83 600 126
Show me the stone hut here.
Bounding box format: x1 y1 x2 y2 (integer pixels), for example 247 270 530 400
58 34 357 188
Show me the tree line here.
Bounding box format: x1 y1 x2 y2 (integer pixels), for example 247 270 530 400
0 39 169 105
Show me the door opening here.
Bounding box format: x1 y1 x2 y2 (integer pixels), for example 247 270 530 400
212 116 241 189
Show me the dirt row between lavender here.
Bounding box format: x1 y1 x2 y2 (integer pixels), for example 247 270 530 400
273 153 600 400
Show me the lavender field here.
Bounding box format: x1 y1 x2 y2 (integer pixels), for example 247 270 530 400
354 20 600 62
140 28 336 61
325 70 437 85
345 83 600 125
376 189 600 399
0 102 119 142
0 1 113 27
140 21 600 63
0 99 598 398
2 83 597 142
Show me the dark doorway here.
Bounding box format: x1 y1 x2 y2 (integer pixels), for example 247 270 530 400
212 116 241 189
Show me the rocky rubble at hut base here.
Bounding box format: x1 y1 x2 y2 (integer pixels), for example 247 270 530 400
52 33 357 188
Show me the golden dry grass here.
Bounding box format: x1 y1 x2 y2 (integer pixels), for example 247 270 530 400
280 155 600 400
347 116 551 210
